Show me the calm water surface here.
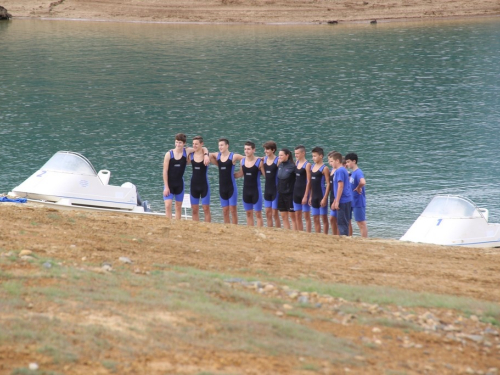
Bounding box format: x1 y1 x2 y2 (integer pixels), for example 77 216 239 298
1 19 499 238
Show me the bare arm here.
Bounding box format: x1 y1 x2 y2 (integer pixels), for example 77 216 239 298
232 153 244 164
234 168 244 179
333 181 343 210
302 163 311 205
321 167 330 207
259 160 266 178
163 152 171 197
355 177 366 194
209 152 218 166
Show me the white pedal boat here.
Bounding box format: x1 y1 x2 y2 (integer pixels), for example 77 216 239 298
400 195 500 248
9 151 162 216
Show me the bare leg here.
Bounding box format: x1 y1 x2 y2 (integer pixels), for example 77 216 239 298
357 221 368 237
273 209 281 228
222 206 230 223
203 205 211 223
305 211 312 233
174 200 183 220
280 212 290 230
295 210 303 231
265 207 273 227
321 214 329 235
192 205 200 221
230 206 238 225
349 221 353 236
256 211 263 227
246 210 254 226
290 212 298 231
330 216 338 235
313 215 321 233
164 200 173 219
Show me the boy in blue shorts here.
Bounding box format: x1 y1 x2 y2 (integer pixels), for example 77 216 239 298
293 145 312 232
189 136 211 222
345 152 368 237
308 147 330 234
263 141 281 228
209 138 244 225
330 152 352 236
162 133 209 219
327 151 338 235
234 141 265 227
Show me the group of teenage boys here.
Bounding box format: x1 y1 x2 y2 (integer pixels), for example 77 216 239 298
163 133 368 237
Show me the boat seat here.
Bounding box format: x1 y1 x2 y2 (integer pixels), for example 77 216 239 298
182 194 191 219
98 170 111 185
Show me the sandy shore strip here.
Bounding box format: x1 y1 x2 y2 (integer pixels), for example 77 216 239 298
1 0 499 24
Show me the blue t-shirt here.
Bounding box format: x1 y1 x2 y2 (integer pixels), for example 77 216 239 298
350 168 366 208
333 166 352 204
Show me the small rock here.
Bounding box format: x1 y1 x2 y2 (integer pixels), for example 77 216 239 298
81 256 87 261
484 328 499 336
119 256 132 264
256 232 266 239
275 311 284 317
19 250 33 256
20 255 34 261
43 262 52 268
70 244 76 248
283 304 293 310
470 315 479 322
372 327 381 333
224 278 244 283
101 264 112 272
29 363 38 370
289 292 299 299
27 303 33 309
487 368 498 375
264 284 275 292
461 334 484 343
342 314 356 325
466 367 475 374
298 295 309 304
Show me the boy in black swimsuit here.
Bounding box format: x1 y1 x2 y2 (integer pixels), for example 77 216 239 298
234 141 265 227
209 138 244 225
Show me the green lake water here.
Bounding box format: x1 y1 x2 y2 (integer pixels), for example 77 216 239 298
1 18 499 238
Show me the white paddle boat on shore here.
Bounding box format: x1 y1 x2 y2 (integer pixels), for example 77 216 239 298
9 151 162 216
400 195 500 248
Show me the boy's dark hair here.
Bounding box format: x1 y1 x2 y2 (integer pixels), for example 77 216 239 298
262 141 277 152
244 141 256 149
280 148 294 163
327 150 338 158
175 133 187 143
294 145 306 152
345 152 358 164
311 147 324 157
218 138 229 145
331 152 343 162
193 135 204 144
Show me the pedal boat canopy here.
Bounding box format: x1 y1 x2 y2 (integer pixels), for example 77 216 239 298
400 195 500 248
10 151 141 211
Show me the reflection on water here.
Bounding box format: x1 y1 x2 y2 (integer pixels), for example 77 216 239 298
1 19 499 238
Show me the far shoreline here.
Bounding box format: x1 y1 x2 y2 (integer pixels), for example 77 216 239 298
6 14 500 27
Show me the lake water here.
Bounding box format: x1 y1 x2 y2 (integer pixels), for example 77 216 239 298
1 18 499 238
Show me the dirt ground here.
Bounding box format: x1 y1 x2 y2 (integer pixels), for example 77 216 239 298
2 203 500 302
1 0 499 24
1 203 500 374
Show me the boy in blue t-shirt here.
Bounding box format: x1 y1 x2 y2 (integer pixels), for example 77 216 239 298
345 152 368 238
330 152 352 236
